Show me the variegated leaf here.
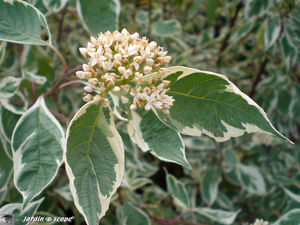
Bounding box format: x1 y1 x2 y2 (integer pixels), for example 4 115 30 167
193 208 240 225
77 0 121 36
0 0 51 45
11 96 64 207
65 100 124 225
146 66 292 143
127 109 190 168
273 209 300 225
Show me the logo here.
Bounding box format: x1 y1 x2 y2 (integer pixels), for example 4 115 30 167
0 214 14 225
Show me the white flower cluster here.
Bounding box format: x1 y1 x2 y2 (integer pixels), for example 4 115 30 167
76 29 174 113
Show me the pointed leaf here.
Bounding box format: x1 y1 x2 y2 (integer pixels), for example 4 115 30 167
149 66 291 143
65 100 124 225
0 0 51 45
77 0 121 36
127 110 190 168
165 170 190 209
244 0 272 19
273 209 300 225
0 76 22 99
119 202 151 225
193 207 239 224
202 167 220 206
152 20 181 37
264 15 281 49
11 97 64 207
236 164 266 195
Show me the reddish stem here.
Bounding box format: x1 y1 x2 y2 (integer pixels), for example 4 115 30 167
49 109 68 121
58 80 82 89
31 79 36 103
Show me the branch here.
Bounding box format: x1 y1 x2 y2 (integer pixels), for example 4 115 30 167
48 44 69 73
249 58 269 98
216 1 243 66
44 65 83 98
56 3 68 43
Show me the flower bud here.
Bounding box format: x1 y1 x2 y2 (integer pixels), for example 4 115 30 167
76 71 85 79
144 66 152 74
118 66 126 74
84 85 93 93
113 86 121 92
130 104 137 110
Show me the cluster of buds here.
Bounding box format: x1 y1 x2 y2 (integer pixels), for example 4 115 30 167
76 28 174 113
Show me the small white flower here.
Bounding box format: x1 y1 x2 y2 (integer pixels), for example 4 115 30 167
130 104 137 110
114 53 122 61
118 66 126 74
84 85 93 93
93 95 101 101
76 71 85 79
83 72 92 79
91 58 97 67
149 41 157 50
79 47 87 55
88 78 98 86
131 32 139 40
146 58 154 66
144 66 152 74
128 44 138 56
113 86 121 92
121 96 129 104
115 33 122 41
83 94 92 102
145 102 152 111
121 28 129 35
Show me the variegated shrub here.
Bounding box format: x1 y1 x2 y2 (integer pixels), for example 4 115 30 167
0 0 299 225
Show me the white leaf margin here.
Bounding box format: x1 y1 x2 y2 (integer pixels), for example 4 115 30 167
0 0 52 45
64 100 124 224
145 66 293 144
11 96 65 206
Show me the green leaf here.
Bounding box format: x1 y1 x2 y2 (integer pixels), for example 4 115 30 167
273 209 300 225
1 92 28 115
119 202 151 225
283 188 300 203
0 76 22 99
206 0 218 25
264 15 281 49
0 0 51 45
127 110 190 168
149 66 292 143
129 178 152 190
65 100 124 225
11 96 64 207
223 148 239 166
152 20 181 37
165 170 190 209
244 0 272 19
236 164 266 195
77 0 121 36
0 198 43 225
202 167 220 206
281 31 297 71
0 139 12 191
42 0 68 13
193 207 239 224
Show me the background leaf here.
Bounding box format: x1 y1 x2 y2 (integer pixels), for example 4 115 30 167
77 0 121 36
0 0 51 45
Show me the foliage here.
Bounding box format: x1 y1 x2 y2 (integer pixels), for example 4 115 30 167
0 0 300 225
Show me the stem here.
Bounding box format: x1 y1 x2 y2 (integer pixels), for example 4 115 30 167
49 109 68 121
216 1 243 66
58 80 82 89
56 3 68 43
31 80 36 103
249 58 269 98
44 65 83 98
48 44 69 72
